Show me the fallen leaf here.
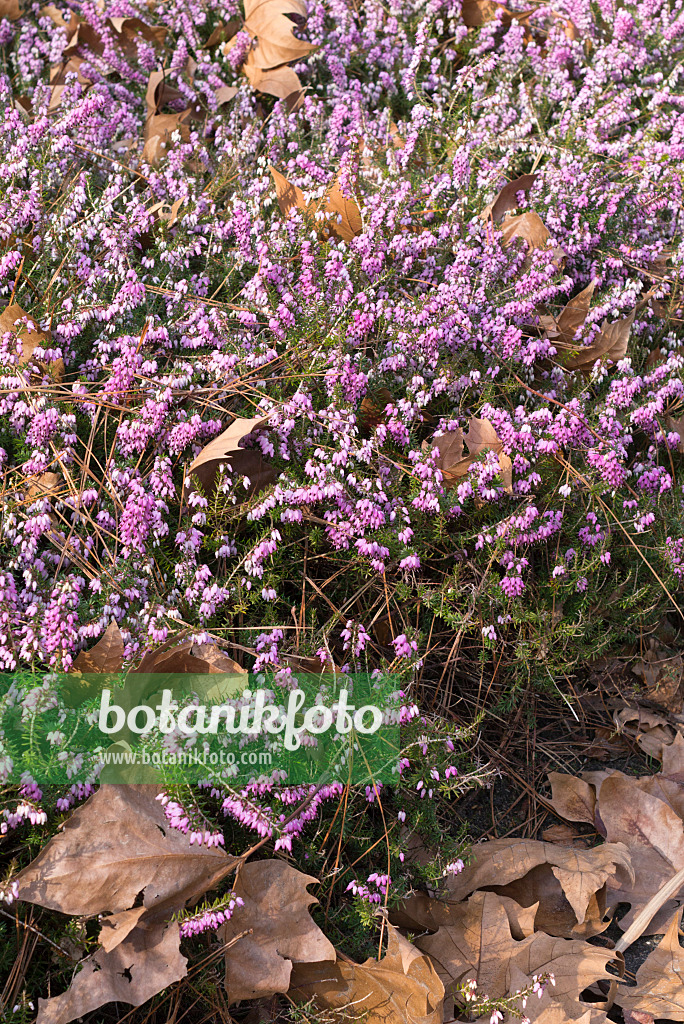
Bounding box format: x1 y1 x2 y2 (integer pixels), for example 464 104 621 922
501 210 550 250
416 891 616 1005
148 198 184 229
48 56 92 111
244 55 303 105
481 173 538 223
667 414 684 453
541 824 592 849
1 0 21 20
548 773 598 827
142 110 193 167
16 785 236 918
507 965 607 1024
71 620 124 675
35 919 186 1024
358 388 392 433
242 0 315 69
461 0 508 25
283 651 340 677
290 919 443 1024
440 837 633 938
108 16 166 57
552 770 684 933
98 906 148 952
0 303 65 382
270 166 306 217
216 84 239 105
205 19 240 46
616 911 684 1020
269 168 362 242
25 472 61 502
186 414 277 498
321 176 363 243
145 70 186 116
431 416 513 493
632 645 683 711
563 310 635 372
222 861 336 1001
540 282 596 345
136 639 245 677
612 705 678 760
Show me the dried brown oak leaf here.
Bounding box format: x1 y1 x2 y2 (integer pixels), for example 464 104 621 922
186 414 277 499
35 918 186 1024
243 55 304 106
242 0 315 69
430 416 513 493
142 110 194 167
47 56 92 111
358 388 393 434
615 911 684 1021
499 211 566 272
0 303 65 382
108 16 167 56
667 414 684 453
71 619 124 675
416 891 617 1007
222 860 336 1001
632 644 683 712
562 309 635 372
461 0 533 27
436 837 633 939
391 889 537 939
549 769 684 933
507 965 608 1024
290 918 443 1024
481 173 538 223
16 785 237 918
136 639 245 675
270 167 362 243
16 785 238 1022
612 705 681 760
539 282 596 346
0 0 21 20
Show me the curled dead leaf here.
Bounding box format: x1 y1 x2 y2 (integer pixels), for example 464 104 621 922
142 110 194 167
242 0 315 69
540 282 596 346
290 919 443 1024
269 167 362 242
243 56 304 106
1 0 21 20
0 303 65 382
186 414 277 500
416 890 617 1007
481 173 538 223
615 911 684 1021
35 919 186 1024
71 619 124 675
16 785 237 918
430 416 513 493
438 836 633 938
562 309 635 372
222 861 336 1001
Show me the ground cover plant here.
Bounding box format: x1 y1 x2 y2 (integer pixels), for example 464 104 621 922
3 0 684 1018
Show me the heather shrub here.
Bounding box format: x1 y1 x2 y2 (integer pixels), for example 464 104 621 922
1 0 684 1015
2 0 684 699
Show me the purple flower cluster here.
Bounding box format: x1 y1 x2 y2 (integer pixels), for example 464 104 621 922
0 0 681 706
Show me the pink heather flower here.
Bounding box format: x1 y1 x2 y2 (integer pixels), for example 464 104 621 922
392 634 417 658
